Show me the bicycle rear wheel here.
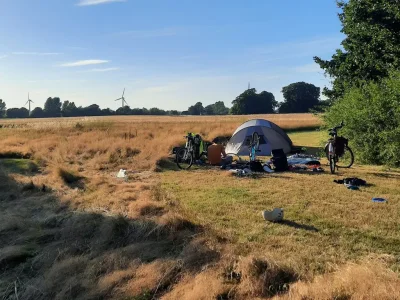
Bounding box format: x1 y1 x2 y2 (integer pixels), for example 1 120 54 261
337 145 354 168
176 148 193 170
329 155 336 174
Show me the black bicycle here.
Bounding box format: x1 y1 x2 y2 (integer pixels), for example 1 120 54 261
176 133 206 169
325 121 354 174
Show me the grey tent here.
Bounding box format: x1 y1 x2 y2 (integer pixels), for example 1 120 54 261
225 119 292 156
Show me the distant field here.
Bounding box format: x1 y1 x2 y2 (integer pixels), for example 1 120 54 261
1 113 399 299
0 113 322 130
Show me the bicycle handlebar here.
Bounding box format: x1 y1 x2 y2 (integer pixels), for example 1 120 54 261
328 121 345 133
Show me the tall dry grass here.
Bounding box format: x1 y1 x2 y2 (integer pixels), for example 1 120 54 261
2 114 399 299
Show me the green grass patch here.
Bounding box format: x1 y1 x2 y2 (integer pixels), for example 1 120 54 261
0 158 39 174
160 131 400 276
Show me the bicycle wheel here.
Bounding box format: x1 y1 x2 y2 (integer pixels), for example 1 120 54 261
251 132 260 149
329 155 336 174
176 148 193 170
337 145 354 168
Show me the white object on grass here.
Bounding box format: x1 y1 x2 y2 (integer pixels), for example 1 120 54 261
117 169 127 178
262 208 284 222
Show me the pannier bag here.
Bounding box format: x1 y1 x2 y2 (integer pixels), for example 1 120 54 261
334 137 348 157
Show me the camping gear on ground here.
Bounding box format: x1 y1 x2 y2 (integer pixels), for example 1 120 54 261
334 178 367 186
287 154 321 166
262 208 284 222
271 149 288 172
372 198 387 203
345 183 359 190
249 160 264 172
263 164 274 173
226 119 293 156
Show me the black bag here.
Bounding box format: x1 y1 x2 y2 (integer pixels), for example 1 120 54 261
250 161 264 172
334 137 348 157
271 149 288 172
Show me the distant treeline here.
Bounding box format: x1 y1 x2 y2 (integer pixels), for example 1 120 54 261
0 82 327 118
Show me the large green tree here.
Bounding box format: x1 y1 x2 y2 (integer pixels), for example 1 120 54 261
0 99 6 118
314 0 400 100
188 102 205 115
6 107 29 118
30 107 45 118
231 88 277 115
44 97 62 117
279 82 321 113
204 101 229 115
62 101 79 117
325 72 400 166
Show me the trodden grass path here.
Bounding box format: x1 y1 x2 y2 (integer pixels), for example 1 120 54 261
160 130 400 277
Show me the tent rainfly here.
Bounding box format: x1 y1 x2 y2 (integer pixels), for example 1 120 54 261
225 119 293 156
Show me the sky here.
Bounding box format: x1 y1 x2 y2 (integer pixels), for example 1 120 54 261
0 0 343 111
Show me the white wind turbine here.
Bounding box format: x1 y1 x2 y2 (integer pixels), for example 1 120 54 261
114 88 129 108
25 93 34 115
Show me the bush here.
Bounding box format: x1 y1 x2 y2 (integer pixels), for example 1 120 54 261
324 72 400 166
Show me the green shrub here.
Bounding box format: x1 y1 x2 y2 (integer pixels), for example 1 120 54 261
324 72 400 166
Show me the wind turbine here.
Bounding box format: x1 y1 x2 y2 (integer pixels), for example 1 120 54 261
25 93 34 115
114 88 128 108
248 82 251 90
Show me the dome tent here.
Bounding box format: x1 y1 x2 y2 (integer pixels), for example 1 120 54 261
225 119 293 156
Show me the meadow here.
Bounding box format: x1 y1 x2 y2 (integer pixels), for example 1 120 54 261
1 114 400 299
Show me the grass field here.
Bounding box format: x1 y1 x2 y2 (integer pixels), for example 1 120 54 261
1 114 400 299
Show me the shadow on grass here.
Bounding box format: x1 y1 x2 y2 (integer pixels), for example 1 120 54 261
280 220 319 232
0 169 216 299
366 172 400 180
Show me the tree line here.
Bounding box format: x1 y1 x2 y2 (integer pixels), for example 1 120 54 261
0 81 325 118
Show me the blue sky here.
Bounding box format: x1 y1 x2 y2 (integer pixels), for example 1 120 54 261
0 0 342 110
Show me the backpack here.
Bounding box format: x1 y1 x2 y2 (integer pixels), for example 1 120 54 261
271 149 288 172
250 161 264 172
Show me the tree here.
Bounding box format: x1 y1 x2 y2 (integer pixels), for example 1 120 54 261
6 107 29 118
62 101 79 117
204 101 229 115
116 106 132 115
149 107 166 115
188 102 204 115
101 108 114 116
80 104 101 116
168 110 180 116
30 107 45 118
0 99 6 118
324 71 400 166
231 88 277 115
44 97 62 117
314 0 400 100
279 82 321 113
213 101 229 115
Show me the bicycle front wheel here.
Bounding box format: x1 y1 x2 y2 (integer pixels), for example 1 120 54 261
337 146 354 168
176 148 193 170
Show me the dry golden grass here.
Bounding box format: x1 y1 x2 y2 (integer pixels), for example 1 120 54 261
1 114 399 299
